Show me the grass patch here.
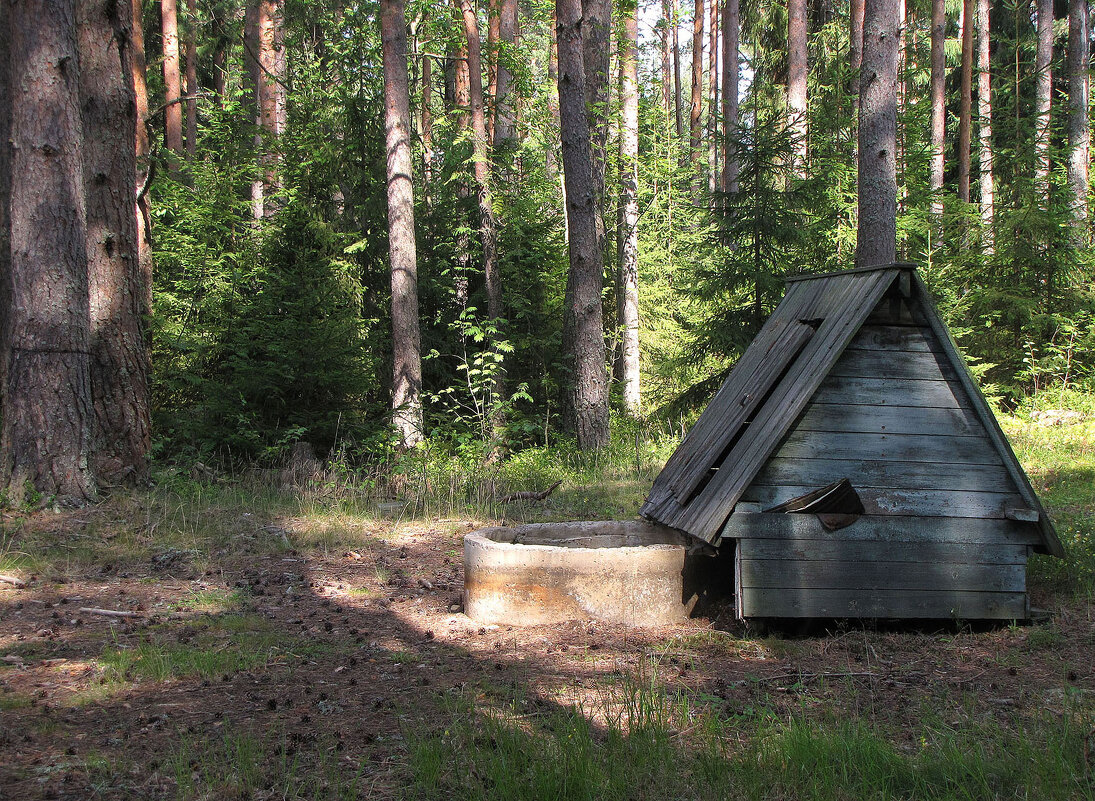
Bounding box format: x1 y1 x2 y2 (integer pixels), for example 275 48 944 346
97 613 325 682
408 679 1095 801
169 727 363 800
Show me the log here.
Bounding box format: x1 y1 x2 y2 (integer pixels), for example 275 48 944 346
500 480 563 503
79 607 139 618
0 574 27 588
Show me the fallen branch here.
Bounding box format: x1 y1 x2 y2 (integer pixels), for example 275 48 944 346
79 607 139 619
500 480 562 504
730 670 877 688
0 574 27 588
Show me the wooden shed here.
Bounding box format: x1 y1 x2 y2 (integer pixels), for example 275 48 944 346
641 264 1062 620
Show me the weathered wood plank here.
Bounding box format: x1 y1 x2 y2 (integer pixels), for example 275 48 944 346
911 273 1063 558
864 296 929 326
751 457 1013 492
811 375 970 408
738 537 1029 564
793 403 983 436
673 269 902 540
741 485 1023 518
828 348 959 382
739 559 1025 592
740 588 1028 619
718 512 1041 545
769 430 1004 465
844 324 940 353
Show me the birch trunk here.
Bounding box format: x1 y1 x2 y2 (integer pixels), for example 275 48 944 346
690 0 705 164
929 0 944 226
618 5 640 414
722 0 740 194
1034 0 1053 204
977 0 995 251
1068 0 1090 238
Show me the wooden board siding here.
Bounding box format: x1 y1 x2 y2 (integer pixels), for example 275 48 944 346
734 515 1030 619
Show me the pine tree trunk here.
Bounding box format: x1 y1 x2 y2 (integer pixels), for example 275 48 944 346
582 0 611 225
258 0 285 217
161 0 184 157
381 0 424 448
547 7 561 181
690 0 705 164
850 0 865 112
722 0 740 194
185 0 198 157
130 0 153 316
708 0 719 194
450 10 472 308
618 4 640 415
672 0 683 138
788 0 808 176
487 0 500 144
957 0 973 203
557 0 610 450
977 0 995 251
1068 0 1090 239
929 0 945 226
0 0 10 402
244 1 264 219
2 0 97 505
493 0 517 150
856 0 898 268
79 0 152 486
1034 0 1053 204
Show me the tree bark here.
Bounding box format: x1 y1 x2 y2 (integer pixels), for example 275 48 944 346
1034 0 1053 204
661 0 672 120
977 0 995 251
788 0 808 176
929 0 944 226
492 0 518 150
161 0 184 157
257 0 286 217
2 0 97 505
708 0 719 194
557 0 610 450
957 0 973 203
421 54 434 197
0 0 10 406
618 4 640 415
582 0 611 224
690 0 704 164
1068 0 1090 238
381 0 424 448
856 0 898 268
185 0 198 157
722 0 740 194
672 0 683 138
130 0 153 318
78 0 152 486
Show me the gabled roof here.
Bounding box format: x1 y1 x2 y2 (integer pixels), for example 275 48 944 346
641 264 1063 557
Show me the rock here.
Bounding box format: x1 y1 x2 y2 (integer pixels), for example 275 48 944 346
1032 409 1085 426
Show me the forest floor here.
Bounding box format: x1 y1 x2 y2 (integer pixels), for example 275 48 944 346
0 413 1093 800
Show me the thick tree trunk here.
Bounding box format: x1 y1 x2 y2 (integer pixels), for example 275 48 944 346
1068 0 1090 238
788 0 808 176
381 0 424 448
0 0 10 404
582 0 611 224
492 0 517 150
722 0 740 194
957 0 973 203
185 0 198 157
1034 0 1053 204
161 0 184 157
977 0 995 251
130 0 153 316
672 0 683 138
929 0 944 227
257 0 286 217
2 0 97 505
557 0 610 450
856 0 898 268
617 5 640 415
690 0 704 164
79 0 152 486
708 0 719 194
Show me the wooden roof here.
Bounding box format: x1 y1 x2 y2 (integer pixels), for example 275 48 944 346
641 264 1063 557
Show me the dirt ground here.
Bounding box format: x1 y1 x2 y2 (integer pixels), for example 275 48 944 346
1 504 1093 799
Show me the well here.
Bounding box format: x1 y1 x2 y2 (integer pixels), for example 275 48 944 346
463 520 702 627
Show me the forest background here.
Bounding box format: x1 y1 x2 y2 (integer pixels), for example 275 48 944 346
2 0 1095 490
